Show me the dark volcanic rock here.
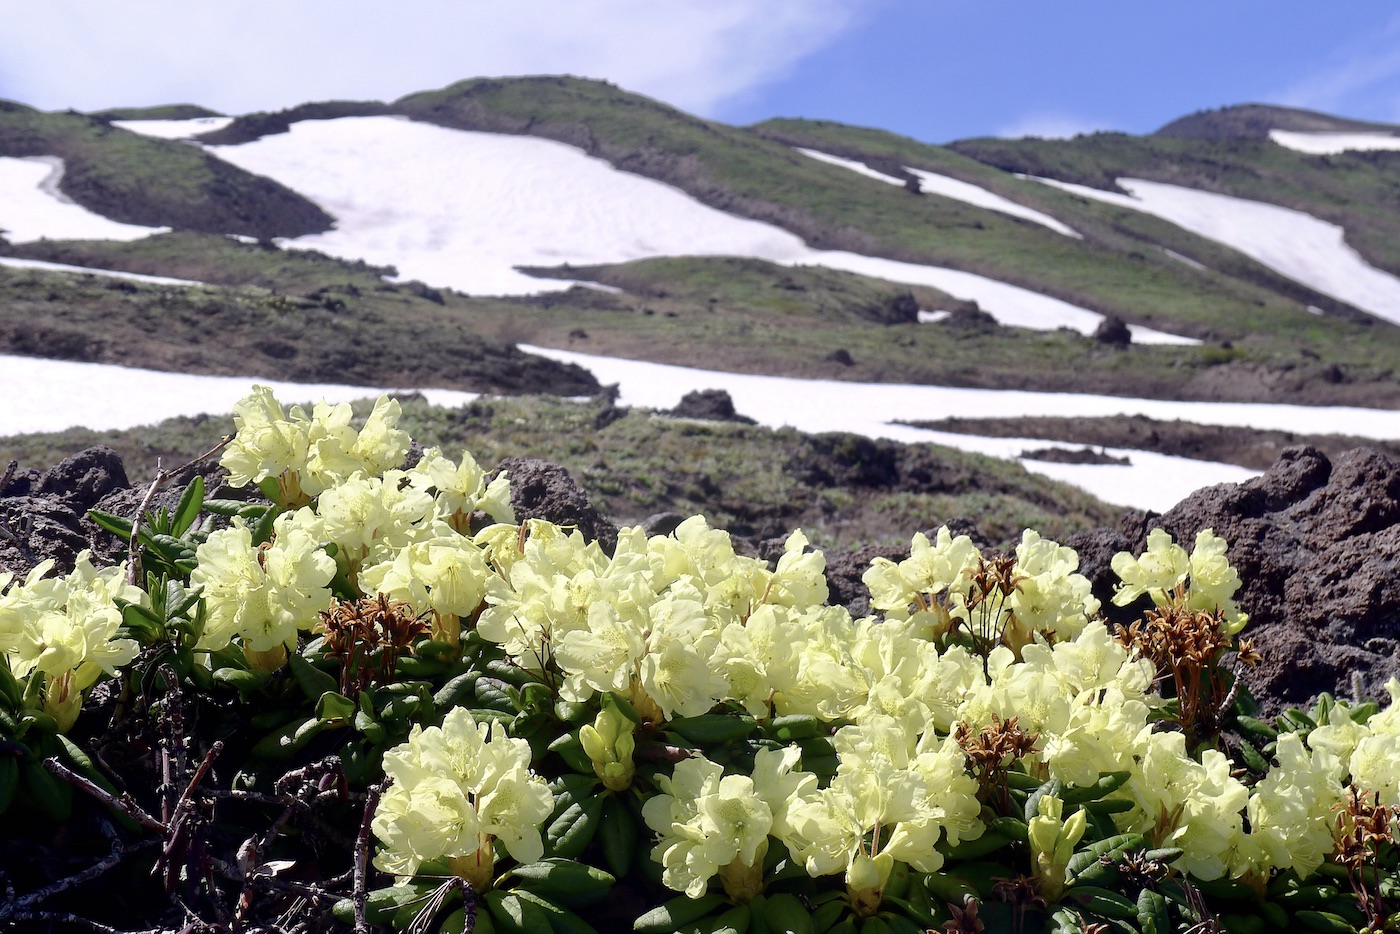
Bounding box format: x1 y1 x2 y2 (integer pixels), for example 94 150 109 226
37 445 129 509
0 449 237 577
824 542 909 619
0 495 90 574
1 446 137 575
1071 445 1400 713
493 457 618 554
1093 315 1132 347
668 389 757 425
940 303 1000 333
855 291 919 325
1020 447 1130 466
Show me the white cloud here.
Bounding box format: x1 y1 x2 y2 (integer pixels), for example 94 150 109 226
1273 14 1400 119
0 0 867 116
993 112 1107 140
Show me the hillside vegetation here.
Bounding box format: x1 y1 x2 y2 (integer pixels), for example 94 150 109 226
71 76 1394 410
0 393 1116 551
949 126 1400 279
0 100 331 238
0 236 598 395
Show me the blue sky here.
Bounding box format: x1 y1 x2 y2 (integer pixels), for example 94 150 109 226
715 2 1400 141
2 1 1400 143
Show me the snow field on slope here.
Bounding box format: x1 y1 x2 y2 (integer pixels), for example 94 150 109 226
1034 175 1400 325
797 148 908 186
208 116 1192 343
519 346 1277 511
0 351 1262 511
112 117 235 139
12 345 1400 511
0 256 201 286
1269 130 1400 155
0 354 476 437
0 156 169 243
798 148 1080 238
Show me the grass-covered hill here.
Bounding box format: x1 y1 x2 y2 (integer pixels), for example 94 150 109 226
5 76 1399 409
0 234 597 395
0 100 331 238
7 76 1400 511
1153 101 1400 139
947 119 1400 279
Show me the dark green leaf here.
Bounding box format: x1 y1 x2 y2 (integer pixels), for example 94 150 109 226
315 691 356 726
544 791 605 859
251 717 325 759
170 476 205 537
599 794 638 878
288 652 340 701
506 858 615 908
634 894 728 933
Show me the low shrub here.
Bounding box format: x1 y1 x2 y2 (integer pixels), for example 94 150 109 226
1 387 1396 933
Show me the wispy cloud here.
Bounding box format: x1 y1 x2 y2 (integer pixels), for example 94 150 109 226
0 0 869 116
994 113 1108 140
1273 14 1400 119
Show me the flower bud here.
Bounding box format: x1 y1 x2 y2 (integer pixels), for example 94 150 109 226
579 705 637 791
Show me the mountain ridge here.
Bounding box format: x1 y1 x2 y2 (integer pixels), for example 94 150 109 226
7 74 1400 516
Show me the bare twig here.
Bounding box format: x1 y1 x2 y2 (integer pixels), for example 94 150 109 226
43 756 166 832
0 910 135 934
354 780 387 934
126 435 231 586
2 821 159 914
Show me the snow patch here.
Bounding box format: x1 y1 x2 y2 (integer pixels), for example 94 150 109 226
111 116 235 139
0 256 202 286
0 355 476 437
797 148 907 186
903 168 1079 238
1269 130 1400 155
802 251 1198 344
1032 174 1400 325
0 156 168 243
520 345 1293 512
1159 247 1207 271
209 117 1194 343
796 148 1079 237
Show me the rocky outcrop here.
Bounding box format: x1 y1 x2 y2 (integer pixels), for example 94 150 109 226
1067 446 1400 713
492 457 619 554
2 447 136 574
667 389 757 424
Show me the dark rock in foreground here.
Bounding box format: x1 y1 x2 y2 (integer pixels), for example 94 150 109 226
1068 445 1400 714
493 456 620 554
6 441 1399 717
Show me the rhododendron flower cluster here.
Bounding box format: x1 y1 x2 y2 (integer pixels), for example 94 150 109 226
117 387 1400 930
371 708 553 887
0 552 142 730
221 387 411 507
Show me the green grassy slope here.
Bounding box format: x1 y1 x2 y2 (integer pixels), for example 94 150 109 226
0 240 599 396
0 394 1119 550
0 101 331 238
947 131 1400 280
10 236 1399 407
89 104 224 120
752 118 1376 322
1154 103 1400 139
390 77 1366 342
